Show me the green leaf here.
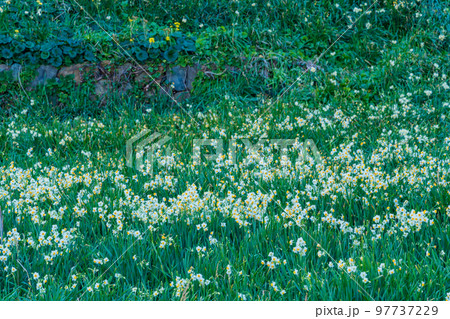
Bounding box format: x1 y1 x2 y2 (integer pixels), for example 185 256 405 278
12 42 26 54
84 50 96 61
40 51 50 60
51 47 63 57
171 31 183 38
1 48 13 59
183 39 196 52
40 42 54 52
135 49 149 61
49 56 63 67
0 35 12 44
148 49 159 59
163 47 179 62
25 41 35 49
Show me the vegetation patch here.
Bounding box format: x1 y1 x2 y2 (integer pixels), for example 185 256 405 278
0 0 449 301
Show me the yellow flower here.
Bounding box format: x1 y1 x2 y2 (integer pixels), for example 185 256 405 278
149 37 155 44
165 36 170 41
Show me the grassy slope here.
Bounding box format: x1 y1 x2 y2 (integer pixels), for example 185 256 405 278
0 0 449 300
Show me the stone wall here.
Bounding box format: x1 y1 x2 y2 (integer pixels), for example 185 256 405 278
0 62 207 102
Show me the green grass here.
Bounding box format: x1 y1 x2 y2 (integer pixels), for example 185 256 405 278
0 0 449 301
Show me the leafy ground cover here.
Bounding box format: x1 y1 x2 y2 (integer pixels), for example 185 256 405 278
0 0 449 300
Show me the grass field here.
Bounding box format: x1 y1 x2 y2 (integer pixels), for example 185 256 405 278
0 0 449 300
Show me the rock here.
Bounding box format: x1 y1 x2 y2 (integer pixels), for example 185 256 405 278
30 65 58 87
118 82 133 96
0 64 10 73
174 91 191 102
57 63 88 84
115 63 133 80
95 79 112 96
11 64 22 81
144 87 157 98
0 64 21 81
137 64 165 84
135 72 150 84
0 64 13 81
185 66 198 91
165 65 200 92
0 64 26 82
135 67 153 84
166 66 187 91
100 60 112 68
158 85 172 97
